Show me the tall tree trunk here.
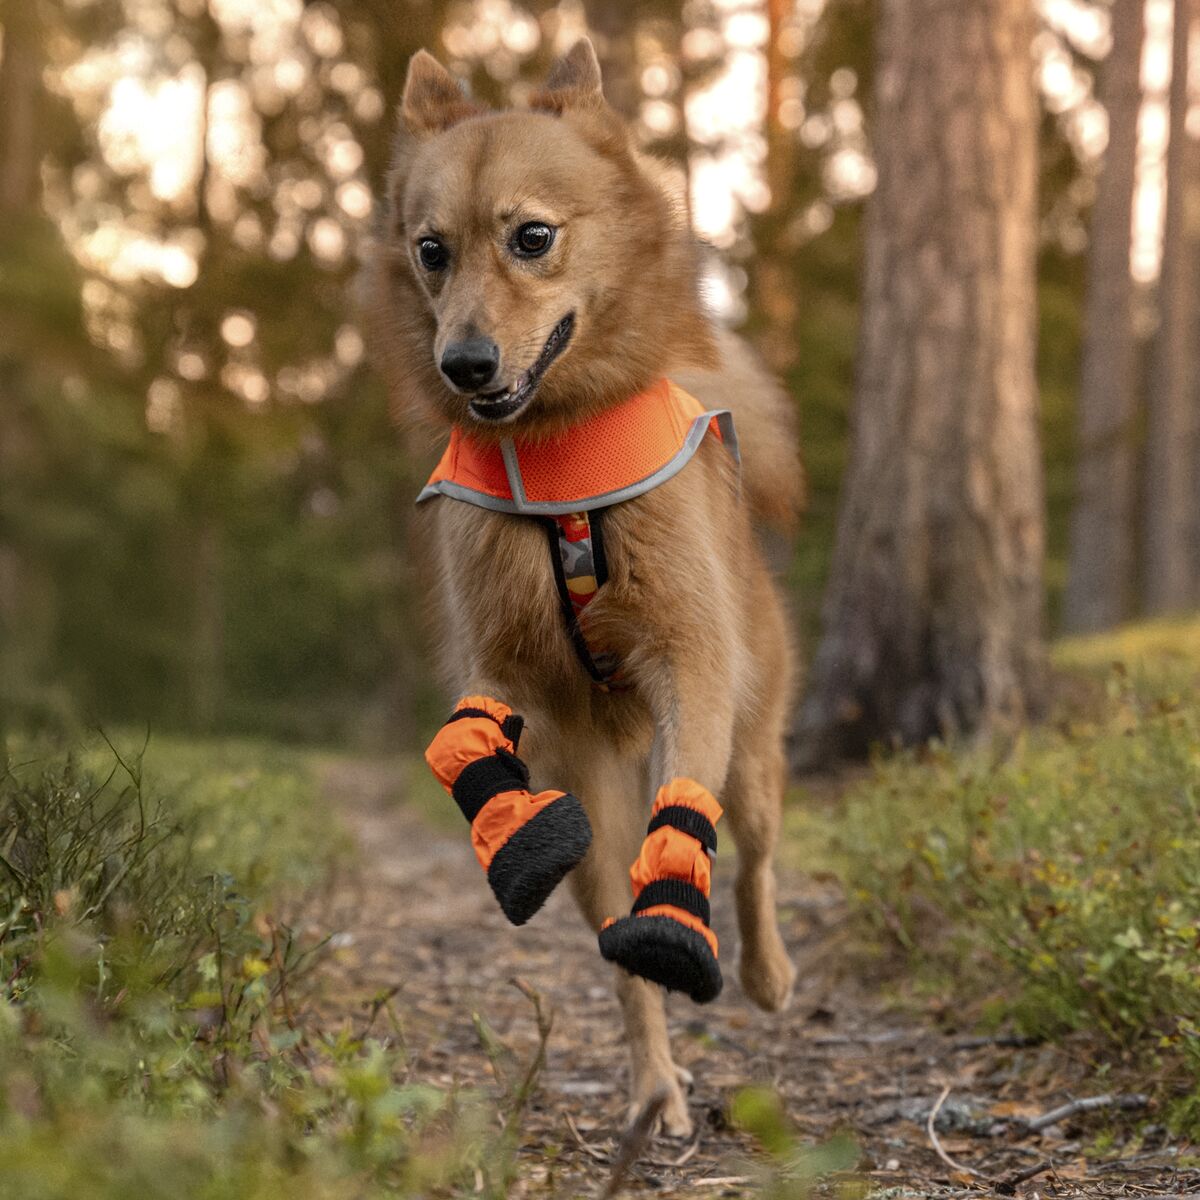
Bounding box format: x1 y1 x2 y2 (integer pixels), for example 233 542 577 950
753 0 801 370
0 5 42 217
1063 0 1145 633
1143 0 1198 614
0 6 46 728
797 0 1046 765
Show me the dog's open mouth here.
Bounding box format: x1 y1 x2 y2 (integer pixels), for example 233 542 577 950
468 313 575 423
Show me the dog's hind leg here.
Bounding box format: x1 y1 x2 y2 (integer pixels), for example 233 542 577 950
723 710 796 1013
554 751 695 1138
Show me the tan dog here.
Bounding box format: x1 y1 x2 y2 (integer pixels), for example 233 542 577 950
365 39 801 1137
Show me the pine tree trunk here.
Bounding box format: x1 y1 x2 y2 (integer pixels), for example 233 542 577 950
0 6 42 217
1143 0 1198 614
796 0 1046 765
0 6 45 722
1063 0 1145 633
753 0 801 370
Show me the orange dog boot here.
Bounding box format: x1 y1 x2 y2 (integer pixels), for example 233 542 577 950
425 695 592 925
598 778 722 1003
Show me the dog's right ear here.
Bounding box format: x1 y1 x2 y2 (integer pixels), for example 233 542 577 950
400 50 481 136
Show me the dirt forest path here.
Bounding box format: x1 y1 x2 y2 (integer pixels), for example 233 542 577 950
310 759 1193 1199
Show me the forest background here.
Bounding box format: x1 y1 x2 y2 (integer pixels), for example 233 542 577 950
6 0 1191 753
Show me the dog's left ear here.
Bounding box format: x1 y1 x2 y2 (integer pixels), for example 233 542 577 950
531 38 605 113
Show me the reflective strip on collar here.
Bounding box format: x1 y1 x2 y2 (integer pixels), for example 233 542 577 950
416 409 740 516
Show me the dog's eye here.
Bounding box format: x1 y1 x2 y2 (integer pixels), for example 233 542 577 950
513 222 555 258
417 237 448 271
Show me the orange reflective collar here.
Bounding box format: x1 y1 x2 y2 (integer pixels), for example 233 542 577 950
417 379 739 516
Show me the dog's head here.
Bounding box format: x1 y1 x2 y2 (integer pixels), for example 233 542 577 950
370 40 717 437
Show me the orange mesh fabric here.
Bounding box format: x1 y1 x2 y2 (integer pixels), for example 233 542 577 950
424 380 725 507
425 436 510 502
517 380 704 504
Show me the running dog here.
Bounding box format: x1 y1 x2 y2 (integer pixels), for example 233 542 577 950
364 39 802 1137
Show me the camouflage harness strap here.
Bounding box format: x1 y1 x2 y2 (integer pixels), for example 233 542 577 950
543 510 628 692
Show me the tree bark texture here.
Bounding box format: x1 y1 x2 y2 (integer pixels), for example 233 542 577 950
1143 0 1198 614
798 0 1046 763
1063 0 1145 633
753 0 802 369
0 6 43 217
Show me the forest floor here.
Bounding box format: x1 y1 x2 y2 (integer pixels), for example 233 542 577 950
306 757 1193 1200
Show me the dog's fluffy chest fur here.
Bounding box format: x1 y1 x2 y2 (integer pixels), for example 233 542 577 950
418 437 743 738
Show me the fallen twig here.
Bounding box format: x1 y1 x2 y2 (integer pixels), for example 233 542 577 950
949 1034 1041 1052
810 1029 923 1046
994 1158 1053 1194
564 1111 610 1164
645 1134 701 1170
926 1086 983 1180
600 1089 667 1199
1024 1092 1150 1133
671 1136 701 1168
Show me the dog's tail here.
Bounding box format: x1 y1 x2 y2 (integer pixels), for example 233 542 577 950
673 327 805 533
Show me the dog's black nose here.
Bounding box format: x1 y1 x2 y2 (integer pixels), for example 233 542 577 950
440 338 500 392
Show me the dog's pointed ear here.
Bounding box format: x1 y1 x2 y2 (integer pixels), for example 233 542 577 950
400 50 480 136
531 38 605 114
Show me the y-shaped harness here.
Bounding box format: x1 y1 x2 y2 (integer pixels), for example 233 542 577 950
418 377 739 689
419 379 739 1001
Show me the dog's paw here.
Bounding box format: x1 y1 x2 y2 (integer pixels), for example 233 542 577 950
628 1073 693 1139
740 937 796 1014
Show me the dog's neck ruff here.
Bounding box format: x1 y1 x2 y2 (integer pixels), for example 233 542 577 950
417 378 740 691
417 378 739 516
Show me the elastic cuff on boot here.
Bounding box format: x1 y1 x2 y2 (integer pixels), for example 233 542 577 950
425 696 592 925
597 778 723 1003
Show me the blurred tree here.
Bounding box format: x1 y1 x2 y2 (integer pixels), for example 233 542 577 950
0 1 41 216
1063 0 1145 633
0 1 43 700
1143 0 1198 614
750 0 802 369
797 0 1046 762
583 0 639 115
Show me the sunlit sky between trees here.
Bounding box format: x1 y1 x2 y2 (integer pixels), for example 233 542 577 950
25 0 1187 417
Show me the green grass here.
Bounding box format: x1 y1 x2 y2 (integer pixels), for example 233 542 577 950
790 617 1200 1128
0 733 538 1199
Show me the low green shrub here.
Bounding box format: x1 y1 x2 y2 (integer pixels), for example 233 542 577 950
0 738 527 1199
796 630 1200 1123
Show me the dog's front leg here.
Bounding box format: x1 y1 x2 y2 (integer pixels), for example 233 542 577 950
424 691 592 923
597 659 737 1135
546 751 696 1138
